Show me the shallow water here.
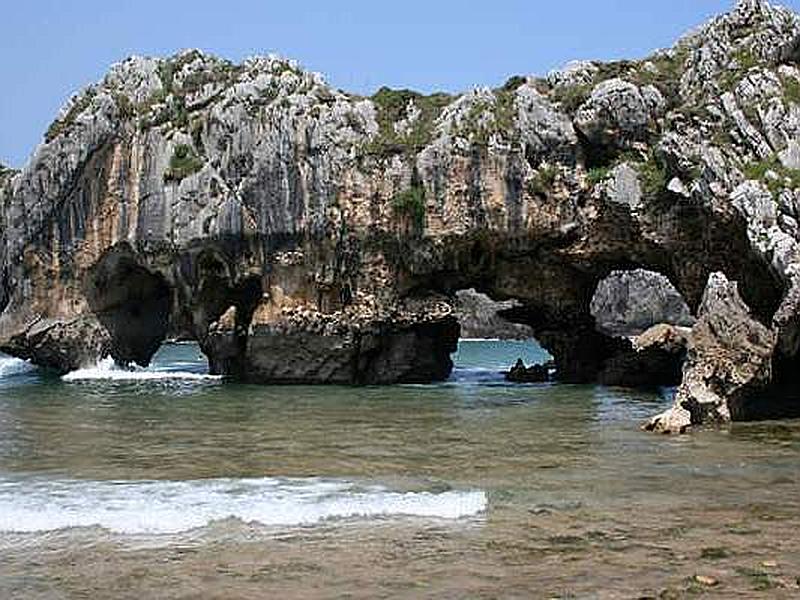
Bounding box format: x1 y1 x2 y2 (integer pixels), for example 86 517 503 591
1 342 799 598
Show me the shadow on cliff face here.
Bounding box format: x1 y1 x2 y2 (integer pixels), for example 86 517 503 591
754 356 800 422
85 244 171 367
0 266 9 317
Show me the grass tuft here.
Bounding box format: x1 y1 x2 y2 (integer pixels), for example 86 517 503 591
164 144 204 182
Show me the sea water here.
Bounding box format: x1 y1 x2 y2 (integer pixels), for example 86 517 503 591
0 341 799 598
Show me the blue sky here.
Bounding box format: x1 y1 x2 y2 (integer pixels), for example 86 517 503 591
2 0 799 167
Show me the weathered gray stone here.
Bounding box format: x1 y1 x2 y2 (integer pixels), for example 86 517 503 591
605 163 642 208
454 289 533 340
513 85 577 165
547 60 598 88
0 315 111 373
575 79 657 147
591 270 695 339
779 139 800 169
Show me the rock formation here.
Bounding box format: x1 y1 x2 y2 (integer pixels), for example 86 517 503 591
455 289 534 340
590 270 694 388
590 270 695 339
645 273 778 433
506 359 555 383
4 1 800 428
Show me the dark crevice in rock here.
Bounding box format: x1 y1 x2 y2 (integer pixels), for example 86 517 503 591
202 274 263 379
0 266 9 316
731 384 800 422
599 341 686 388
649 197 784 324
85 243 172 367
575 127 620 170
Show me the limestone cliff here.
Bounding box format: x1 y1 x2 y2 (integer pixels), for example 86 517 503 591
3 1 800 428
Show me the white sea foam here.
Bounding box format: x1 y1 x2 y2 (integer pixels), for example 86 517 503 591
0 477 487 534
62 358 222 382
0 354 34 379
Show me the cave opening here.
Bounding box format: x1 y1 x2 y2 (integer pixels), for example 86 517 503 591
453 288 554 383
85 245 173 368
752 349 800 422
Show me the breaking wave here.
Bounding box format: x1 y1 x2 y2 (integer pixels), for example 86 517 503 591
0 354 34 379
62 357 221 382
0 477 487 534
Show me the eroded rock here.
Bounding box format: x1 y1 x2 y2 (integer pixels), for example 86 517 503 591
591 270 695 339
206 302 460 384
455 289 533 340
2 2 800 409
575 79 660 149
0 315 111 373
601 324 691 389
645 273 777 433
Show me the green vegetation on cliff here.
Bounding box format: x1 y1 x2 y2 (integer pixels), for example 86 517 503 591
586 166 611 186
362 87 453 158
527 165 558 197
781 73 800 105
158 50 241 97
0 163 16 187
549 47 690 114
164 144 204 182
638 155 669 198
391 184 426 231
743 154 800 194
719 48 760 92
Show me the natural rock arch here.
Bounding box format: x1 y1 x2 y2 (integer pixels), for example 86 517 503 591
85 244 172 367
3 0 800 432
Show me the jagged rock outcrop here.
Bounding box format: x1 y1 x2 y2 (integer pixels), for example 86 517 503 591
646 273 777 433
587 270 693 388
3 1 800 419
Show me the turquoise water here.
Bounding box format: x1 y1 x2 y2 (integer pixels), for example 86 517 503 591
0 341 799 598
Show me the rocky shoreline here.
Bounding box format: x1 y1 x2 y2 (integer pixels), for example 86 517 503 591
4 0 800 431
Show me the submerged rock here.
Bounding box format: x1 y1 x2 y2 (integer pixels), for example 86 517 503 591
506 359 554 383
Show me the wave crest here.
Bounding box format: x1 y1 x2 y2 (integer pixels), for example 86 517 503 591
0 354 34 379
62 358 221 382
0 477 487 534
